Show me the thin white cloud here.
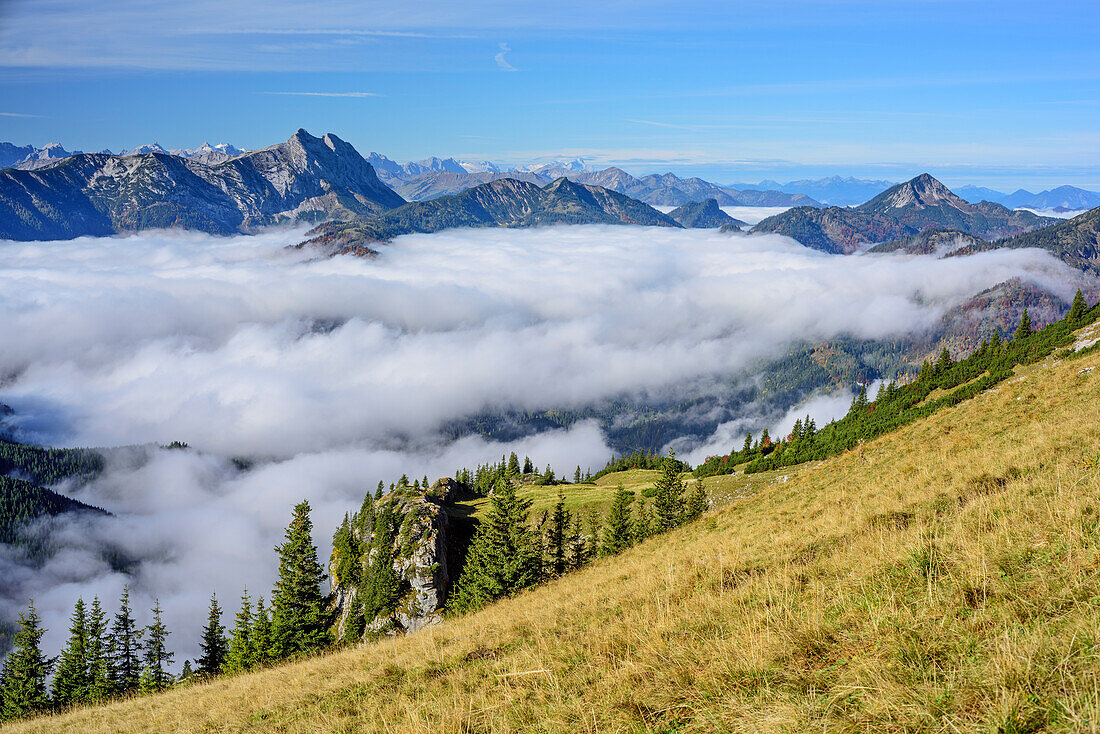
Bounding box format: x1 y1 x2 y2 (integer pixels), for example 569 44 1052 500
494 42 517 72
261 91 378 98
0 111 44 118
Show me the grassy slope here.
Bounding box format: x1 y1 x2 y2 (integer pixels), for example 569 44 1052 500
12 348 1100 733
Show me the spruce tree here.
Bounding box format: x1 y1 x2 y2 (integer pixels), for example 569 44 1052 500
567 515 591 570
331 514 363 586
84 597 112 701
507 452 521 475
178 660 194 683
523 456 533 474
1 602 51 721
223 590 255 674
51 598 90 707
1069 289 1088 322
139 599 173 694
545 491 571 577
109 586 142 695
447 478 540 614
270 501 331 659
652 451 686 533
742 432 752 454
600 484 634 556
685 480 709 522
934 346 953 376
250 597 273 667
360 501 400 625
634 498 654 541
197 593 228 676
1014 308 1033 340
848 386 869 417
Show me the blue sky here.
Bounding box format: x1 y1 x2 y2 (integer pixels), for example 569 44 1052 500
0 0 1097 189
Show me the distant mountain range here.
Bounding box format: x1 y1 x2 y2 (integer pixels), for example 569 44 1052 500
729 176 1100 212
955 185 1100 212
730 176 898 206
0 142 77 169
365 153 817 208
3 131 1093 275
302 177 680 254
752 174 1057 254
0 129 403 240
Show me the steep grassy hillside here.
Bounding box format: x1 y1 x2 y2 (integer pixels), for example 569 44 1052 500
12 342 1100 732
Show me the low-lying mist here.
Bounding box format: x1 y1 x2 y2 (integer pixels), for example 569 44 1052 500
0 224 1084 662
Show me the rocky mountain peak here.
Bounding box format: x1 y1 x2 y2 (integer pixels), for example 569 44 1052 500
876 173 963 210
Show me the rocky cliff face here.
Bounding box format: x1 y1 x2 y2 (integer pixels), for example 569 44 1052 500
329 478 469 640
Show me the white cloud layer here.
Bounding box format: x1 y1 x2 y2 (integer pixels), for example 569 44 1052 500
0 223 1085 663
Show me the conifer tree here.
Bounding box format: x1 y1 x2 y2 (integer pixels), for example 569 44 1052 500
331 513 363 586
178 660 194 683
653 451 686 532
568 515 591 570
51 598 89 707
360 501 400 625
990 329 1002 350
139 599 173 694
507 452 521 474
742 432 753 453
270 501 331 659
545 491 571 577
374 482 384 500
1 603 50 720
934 346 953 376
84 597 111 701
1069 289 1088 322
447 478 540 614
685 480 709 522
109 586 142 695
601 484 634 556
1015 308 1033 340
250 597 273 667
634 498 654 541
196 593 228 677
848 386 869 416
574 466 582 483
223 590 255 674
523 456 533 474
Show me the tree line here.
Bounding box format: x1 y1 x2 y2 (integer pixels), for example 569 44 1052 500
0 500 331 723
448 452 707 615
693 291 1098 478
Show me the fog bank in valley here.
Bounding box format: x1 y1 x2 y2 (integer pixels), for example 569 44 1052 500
0 224 1084 662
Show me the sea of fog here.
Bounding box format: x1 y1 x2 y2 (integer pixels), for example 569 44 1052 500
0 224 1083 663
652 204 788 226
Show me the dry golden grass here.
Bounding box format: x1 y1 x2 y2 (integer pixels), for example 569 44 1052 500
11 347 1100 733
